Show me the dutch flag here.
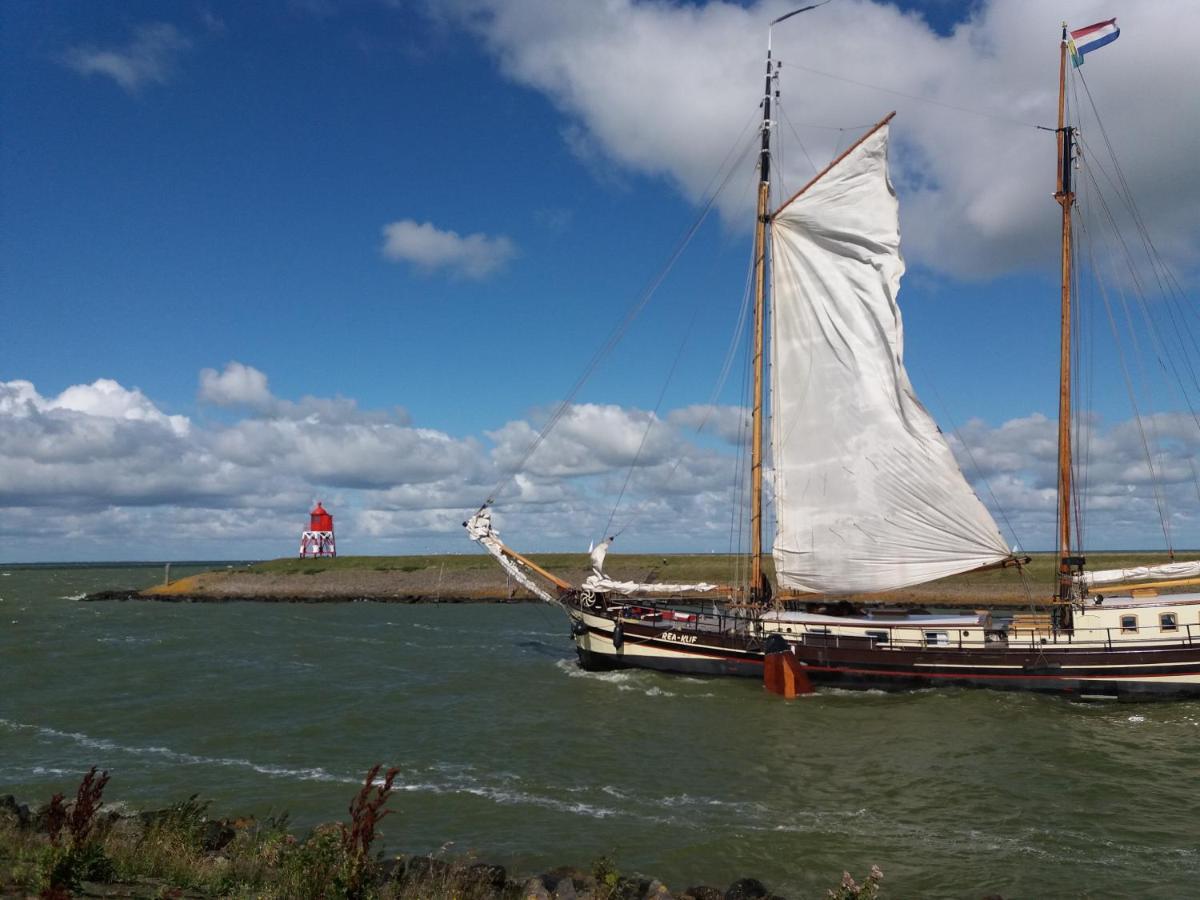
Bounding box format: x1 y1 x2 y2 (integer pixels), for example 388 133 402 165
1069 18 1120 67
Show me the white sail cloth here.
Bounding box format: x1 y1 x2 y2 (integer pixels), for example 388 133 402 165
465 509 558 604
581 575 717 596
1079 560 1200 588
769 125 1010 594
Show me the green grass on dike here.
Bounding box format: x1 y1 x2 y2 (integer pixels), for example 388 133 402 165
241 550 1184 589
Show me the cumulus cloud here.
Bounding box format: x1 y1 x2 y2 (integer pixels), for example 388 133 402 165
950 411 1200 551
381 219 517 280
441 0 1200 280
60 23 191 93
667 404 748 445
0 373 471 545
488 403 685 478
1 378 189 437
199 362 273 410
6 369 1200 558
197 361 411 425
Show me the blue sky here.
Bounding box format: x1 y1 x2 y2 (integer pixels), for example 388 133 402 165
3 1 1199 562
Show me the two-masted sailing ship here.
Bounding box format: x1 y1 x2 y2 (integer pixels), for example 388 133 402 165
467 15 1200 700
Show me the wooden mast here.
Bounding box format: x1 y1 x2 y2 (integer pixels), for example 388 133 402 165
750 4 828 602
749 28 774 600
1055 24 1076 603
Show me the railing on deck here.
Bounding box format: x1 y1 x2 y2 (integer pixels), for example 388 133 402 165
604 599 1200 651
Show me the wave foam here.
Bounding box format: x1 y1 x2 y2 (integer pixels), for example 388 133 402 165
553 658 637 683
0 718 359 786
1 717 621 822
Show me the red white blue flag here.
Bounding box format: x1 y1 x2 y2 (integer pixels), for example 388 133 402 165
1069 19 1120 67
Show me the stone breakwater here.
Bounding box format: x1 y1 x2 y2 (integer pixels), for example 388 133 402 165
81 589 531 604
81 566 550 604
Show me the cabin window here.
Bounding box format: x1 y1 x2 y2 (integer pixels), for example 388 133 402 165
1160 612 1178 632
1120 615 1138 633
866 630 888 645
924 631 949 647
784 627 793 634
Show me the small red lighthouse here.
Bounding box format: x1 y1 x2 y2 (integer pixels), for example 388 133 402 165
299 502 336 558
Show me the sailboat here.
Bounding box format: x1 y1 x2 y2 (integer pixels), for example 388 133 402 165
466 15 1200 700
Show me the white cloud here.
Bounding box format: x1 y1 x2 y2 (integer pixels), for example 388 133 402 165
0 373 464 515
443 0 1200 280
667 404 748 445
381 219 517 280
199 362 273 410
950 411 1200 551
61 23 191 93
487 403 683 478
6 370 1200 558
1 378 189 437
197 361 411 425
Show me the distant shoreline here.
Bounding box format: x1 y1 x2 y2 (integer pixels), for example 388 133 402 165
74 550 1187 608
81 589 532 604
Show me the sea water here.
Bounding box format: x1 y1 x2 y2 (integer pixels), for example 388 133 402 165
2 565 1198 898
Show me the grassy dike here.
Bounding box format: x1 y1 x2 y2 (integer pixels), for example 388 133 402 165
0 767 882 900
126 551 1187 607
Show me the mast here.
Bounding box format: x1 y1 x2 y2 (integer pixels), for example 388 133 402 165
1054 24 1076 603
749 28 774 599
751 3 827 601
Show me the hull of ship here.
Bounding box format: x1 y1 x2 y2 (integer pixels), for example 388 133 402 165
570 608 1200 700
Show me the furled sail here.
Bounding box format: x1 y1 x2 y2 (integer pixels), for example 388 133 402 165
769 123 1010 594
1079 560 1200 588
581 575 717 595
466 509 558 604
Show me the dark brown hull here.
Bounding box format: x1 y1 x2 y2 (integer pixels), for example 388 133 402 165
573 613 1200 700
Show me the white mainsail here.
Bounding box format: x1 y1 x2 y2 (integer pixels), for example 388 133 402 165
769 124 1010 594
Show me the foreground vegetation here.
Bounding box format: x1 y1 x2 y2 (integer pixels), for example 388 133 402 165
1 768 883 899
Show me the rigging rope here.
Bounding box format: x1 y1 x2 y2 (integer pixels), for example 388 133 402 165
607 215 759 559
1076 134 1200 431
597 135 763 544
1076 70 1200 415
1064 64 1200 558
600 307 700 543
1077 170 1175 554
1068 70 1092 557
480 114 762 509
